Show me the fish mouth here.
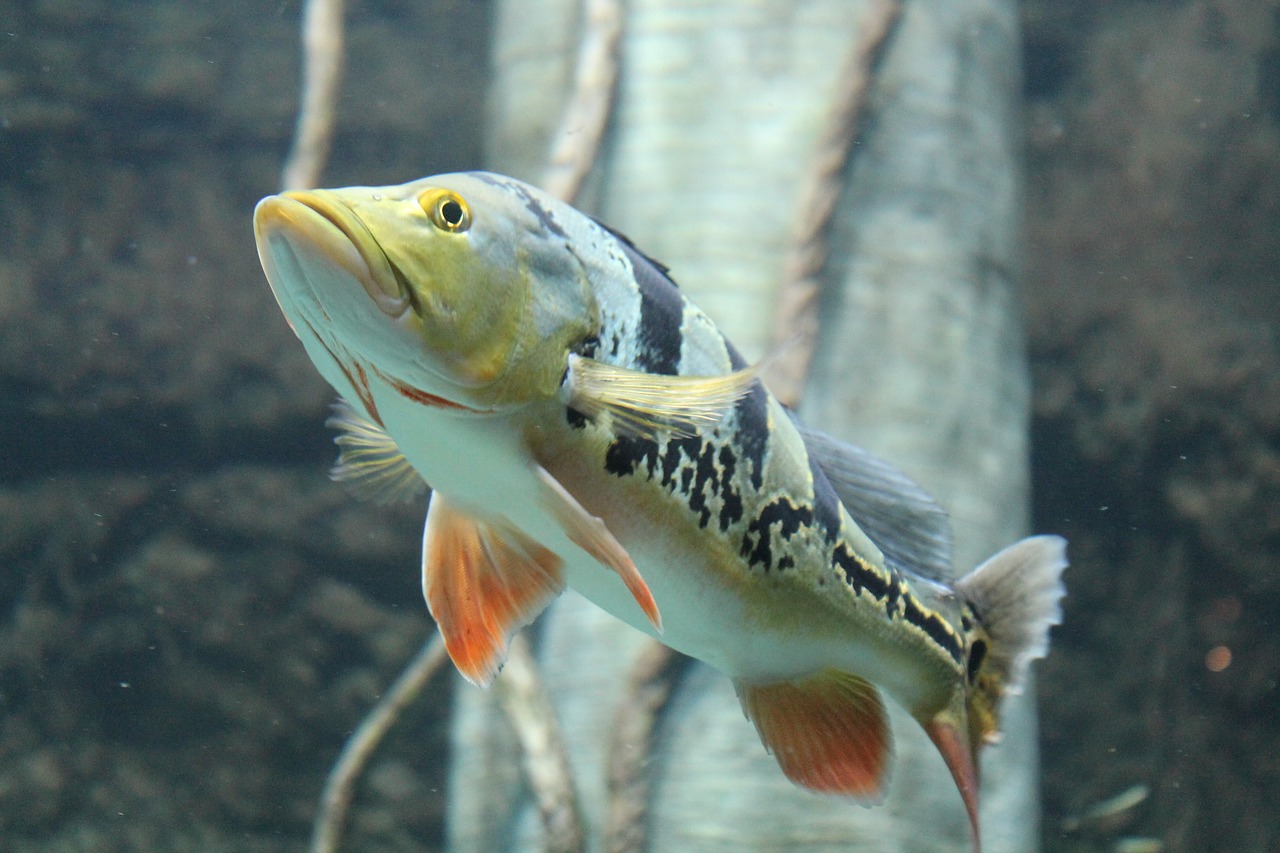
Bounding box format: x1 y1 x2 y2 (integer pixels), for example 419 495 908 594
254 191 410 319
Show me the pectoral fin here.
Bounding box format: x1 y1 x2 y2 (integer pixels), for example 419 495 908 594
326 397 428 504
563 353 760 441
735 669 891 802
535 465 662 633
421 494 565 687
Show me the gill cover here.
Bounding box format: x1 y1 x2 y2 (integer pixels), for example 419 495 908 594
257 173 603 410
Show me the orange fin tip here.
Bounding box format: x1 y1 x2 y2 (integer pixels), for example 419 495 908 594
535 465 662 632
736 670 890 803
421 494 564 687
921 713 983 853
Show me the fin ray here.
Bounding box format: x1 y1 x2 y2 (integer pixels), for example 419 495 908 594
326 397 428 504
795 419 954 583
535 465 662 632
735 669 890 803
564 353 759 441
956 534 1068 697
421 494 565 687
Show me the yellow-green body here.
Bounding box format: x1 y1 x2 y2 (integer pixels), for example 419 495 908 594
254 171 1067 850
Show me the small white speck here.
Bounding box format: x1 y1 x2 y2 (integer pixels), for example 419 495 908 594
119 682 131 688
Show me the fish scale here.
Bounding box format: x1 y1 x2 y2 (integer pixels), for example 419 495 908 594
254 171 1068 852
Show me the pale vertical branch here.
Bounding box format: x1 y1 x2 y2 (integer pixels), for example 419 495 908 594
604 643 690 853
598 8 903 847
764 0 901 408
281 0 345 192
494 637 587 853
310 633 449 853
540 0 623 203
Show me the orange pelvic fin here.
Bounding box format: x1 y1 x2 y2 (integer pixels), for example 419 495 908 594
920 709 983 853
421 493 564 687
535 465 662 633
735 669 890 802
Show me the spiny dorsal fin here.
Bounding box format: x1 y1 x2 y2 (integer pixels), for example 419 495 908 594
795 419 954 583
563 353 759 441
326 397 428 504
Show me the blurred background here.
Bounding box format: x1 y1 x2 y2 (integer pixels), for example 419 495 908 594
0 1 1276 851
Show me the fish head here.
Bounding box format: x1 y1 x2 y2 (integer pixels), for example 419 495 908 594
254 172 597 411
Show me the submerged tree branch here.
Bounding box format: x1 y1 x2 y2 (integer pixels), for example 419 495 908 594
310 632 449 853
281 0 345 192
765 0 901 408
541 0 623 203
604 642 691 853
494 636 587 853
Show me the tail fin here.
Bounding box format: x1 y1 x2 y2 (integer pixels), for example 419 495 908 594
916 535 1067 852
956 535 1068 746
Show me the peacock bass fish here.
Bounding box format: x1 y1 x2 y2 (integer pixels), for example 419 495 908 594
254 171 1066 852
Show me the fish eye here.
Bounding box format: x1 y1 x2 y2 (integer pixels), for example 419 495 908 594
418 188 471 233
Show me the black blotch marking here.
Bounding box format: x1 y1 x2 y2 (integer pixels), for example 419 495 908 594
615 238 684 375
566 407 588 429
742 497 813 571
883 579 901 620
603 429 743 532
832 542 890 600
902 594 964 664
604 434 660 479
967 638 988 684
717 446 743 531
733 384 769 490
807 454 843 544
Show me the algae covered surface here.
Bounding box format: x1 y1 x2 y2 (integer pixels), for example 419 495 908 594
1 0 1277 850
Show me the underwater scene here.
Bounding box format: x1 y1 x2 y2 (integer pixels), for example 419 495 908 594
1 1 1276 851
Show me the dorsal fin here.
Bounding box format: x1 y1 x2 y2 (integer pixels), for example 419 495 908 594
794 419 954 583
591 216 675 279
326 397 428 504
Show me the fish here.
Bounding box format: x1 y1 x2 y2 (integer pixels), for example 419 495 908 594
253 171 1067 852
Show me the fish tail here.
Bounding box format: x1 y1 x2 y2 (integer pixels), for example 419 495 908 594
955 534 1068 746
916 535 1067 852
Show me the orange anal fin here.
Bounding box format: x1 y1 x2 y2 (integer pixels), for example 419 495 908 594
736 670 890 803
535 465 662 633
921 714 983 853
421 494 565 687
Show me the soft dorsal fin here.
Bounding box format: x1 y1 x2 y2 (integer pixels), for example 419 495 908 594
421 494 565 687
563 353 759 442
326 397 428 504
794 419 954 583
736 669 891 803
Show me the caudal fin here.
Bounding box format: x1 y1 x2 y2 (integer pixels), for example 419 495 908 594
955 535 1068 745
916 535 1067 853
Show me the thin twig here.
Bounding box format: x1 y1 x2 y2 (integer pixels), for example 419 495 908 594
604 642 690 853
765 0 902 408
310 632 449 853
494 635 587 853
540 0 623 203
281 0 345 192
